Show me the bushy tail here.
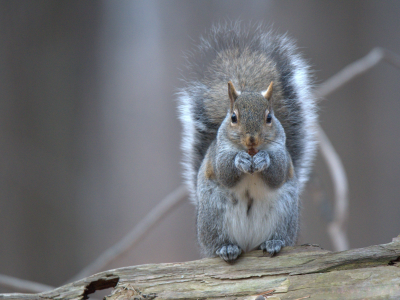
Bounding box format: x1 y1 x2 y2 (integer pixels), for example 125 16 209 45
178 23 318 203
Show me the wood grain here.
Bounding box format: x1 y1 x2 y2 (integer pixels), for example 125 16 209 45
1 237 399 300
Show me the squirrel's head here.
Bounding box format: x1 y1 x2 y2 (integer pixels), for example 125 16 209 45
226 81 283 155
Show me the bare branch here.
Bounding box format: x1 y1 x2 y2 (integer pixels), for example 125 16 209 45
315 47 400 251
0 274 53 294
316 47 400 98
67 185 188 282
2 240 400 299
317 126 349 251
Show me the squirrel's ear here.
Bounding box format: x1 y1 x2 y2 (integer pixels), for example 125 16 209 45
262 81 274 100
228 81 238 110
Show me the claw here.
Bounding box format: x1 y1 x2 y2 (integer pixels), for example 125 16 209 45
216 244 242 262
260 240 284 256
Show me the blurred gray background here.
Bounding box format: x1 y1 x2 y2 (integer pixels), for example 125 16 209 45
1 0 400 292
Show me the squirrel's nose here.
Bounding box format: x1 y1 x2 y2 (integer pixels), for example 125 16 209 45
246 134 259 147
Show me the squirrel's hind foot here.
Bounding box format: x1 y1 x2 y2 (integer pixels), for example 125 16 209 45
260 239 284 257
216 244 242 262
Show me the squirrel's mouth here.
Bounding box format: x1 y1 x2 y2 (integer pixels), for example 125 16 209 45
247 148 258 156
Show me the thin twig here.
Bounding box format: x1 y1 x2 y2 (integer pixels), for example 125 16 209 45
0 274 53 294
316 47 400 251
317 126 349 251
67 185 188 282
316 47 400 98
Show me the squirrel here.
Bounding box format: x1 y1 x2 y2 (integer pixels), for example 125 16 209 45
178 24 318 261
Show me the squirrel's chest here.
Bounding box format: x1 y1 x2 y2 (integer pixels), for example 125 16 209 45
224 174 280 252
232 173 276 203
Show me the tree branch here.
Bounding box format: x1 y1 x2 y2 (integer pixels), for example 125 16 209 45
315 47 400 251
315 47 400 99
1 237 399 299
317 126 349 251
66 185 188 283
0 275 53 294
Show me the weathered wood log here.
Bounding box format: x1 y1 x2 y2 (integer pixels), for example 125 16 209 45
1 237 400 300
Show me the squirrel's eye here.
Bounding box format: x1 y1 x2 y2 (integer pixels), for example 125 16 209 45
266 112 272 124
231 112 237 123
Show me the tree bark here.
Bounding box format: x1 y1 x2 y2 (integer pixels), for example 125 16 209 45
1 237 400 300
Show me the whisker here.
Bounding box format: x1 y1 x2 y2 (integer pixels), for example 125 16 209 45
265 138 282 146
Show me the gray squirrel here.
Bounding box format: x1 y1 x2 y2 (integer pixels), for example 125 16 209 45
178 24 318 261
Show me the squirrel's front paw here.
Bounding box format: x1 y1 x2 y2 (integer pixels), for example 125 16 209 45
235 151 253 173
252 150 270 172
216 244 242 262
260 239 284 257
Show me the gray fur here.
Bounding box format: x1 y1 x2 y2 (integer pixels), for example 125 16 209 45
178 23 317 261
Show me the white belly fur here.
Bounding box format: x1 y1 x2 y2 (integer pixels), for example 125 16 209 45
224 173 280 252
